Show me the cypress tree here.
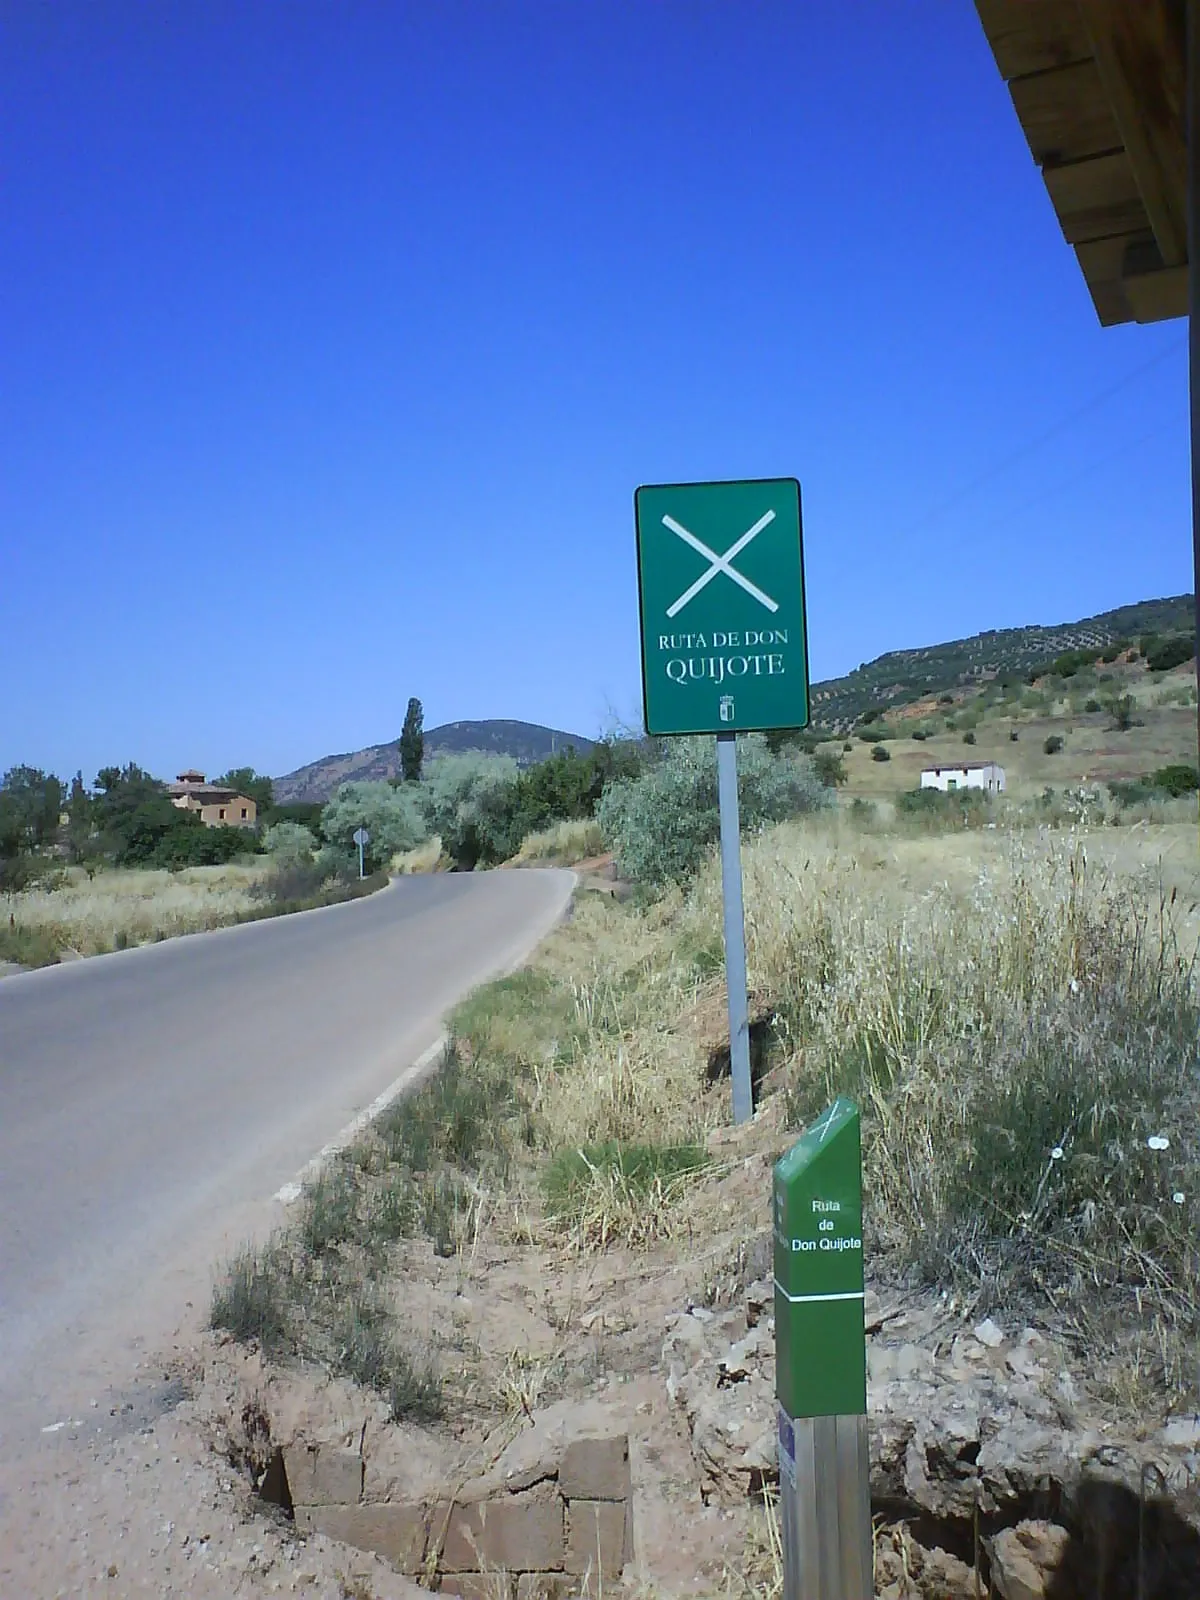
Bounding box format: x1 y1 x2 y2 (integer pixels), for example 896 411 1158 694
400 697 424 783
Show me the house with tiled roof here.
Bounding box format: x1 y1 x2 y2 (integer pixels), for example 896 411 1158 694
166 771 257 828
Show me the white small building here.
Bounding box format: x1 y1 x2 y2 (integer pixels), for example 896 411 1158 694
920 762 1006 794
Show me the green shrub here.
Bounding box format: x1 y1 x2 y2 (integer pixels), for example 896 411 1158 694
1108 779 1157 808
1145 634 1195 673
1085 698 1103 713
0 921 64 967
597 735 828 887
0 853 37 893
1050 647 1103 678
813 750 846 787
1009 729 1019 741
870 745 891 762
1043 736 1064 755
1152 764 1200 797
270 801 324 830
893 787 994 833
911 729 927 741
962 731 976 745
1106 693 1137 731
417 752 518 869
263 820 317 868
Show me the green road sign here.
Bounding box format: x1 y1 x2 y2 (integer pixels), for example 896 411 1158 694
773 1097 866 1420
635 478 809 736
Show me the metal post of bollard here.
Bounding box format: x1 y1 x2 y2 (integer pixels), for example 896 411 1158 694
773 1097 871 1599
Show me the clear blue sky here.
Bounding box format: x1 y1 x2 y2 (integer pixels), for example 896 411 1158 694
2 2 1190 784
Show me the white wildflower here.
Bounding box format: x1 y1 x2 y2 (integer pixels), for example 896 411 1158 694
1050 1147 1064 1161
1148 1136 1170 1151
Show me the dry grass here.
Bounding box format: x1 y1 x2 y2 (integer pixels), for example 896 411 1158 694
391 835 444 874
509 817 607 865
2 861 269 959
490 811 1200 1393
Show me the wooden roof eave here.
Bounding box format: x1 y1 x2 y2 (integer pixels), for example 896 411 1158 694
975 0 1188 326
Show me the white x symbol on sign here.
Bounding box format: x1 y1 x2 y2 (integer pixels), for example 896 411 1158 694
662 510 778 618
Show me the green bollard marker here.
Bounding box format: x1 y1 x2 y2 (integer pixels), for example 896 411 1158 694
773 1097 871 1599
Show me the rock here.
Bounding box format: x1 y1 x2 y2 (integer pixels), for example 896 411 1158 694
989 1520 1069 1600
973 1317 1005 1349
672 1363 776 1505
1004 1345 1045 1382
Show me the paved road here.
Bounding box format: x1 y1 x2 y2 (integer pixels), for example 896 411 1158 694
0 868 573 1463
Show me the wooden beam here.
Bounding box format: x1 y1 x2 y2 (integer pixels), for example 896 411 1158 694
1042 149 1148 243
974 0 1092 79
1078 0 1188 265
1008 58 1124 166
1122 263 1188 320
1074 232 1143 324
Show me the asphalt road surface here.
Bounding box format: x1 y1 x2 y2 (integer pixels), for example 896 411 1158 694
0 868 573 1467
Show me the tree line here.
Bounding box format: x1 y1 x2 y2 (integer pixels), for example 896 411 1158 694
2 691 840 893
0 762 280 887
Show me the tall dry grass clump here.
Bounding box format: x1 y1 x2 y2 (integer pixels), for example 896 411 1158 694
680 819 1200 1382
509 816 607 865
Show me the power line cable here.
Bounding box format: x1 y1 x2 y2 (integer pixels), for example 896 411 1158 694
965 422 1171 537
897 337 1186 540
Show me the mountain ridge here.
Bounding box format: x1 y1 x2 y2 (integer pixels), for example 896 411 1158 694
274 719 595 804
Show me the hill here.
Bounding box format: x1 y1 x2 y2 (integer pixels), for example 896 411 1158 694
809 594 1194 729
274 597 1194 804
274 720 595 804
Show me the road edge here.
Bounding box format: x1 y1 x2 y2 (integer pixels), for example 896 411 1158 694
272 867 578 1202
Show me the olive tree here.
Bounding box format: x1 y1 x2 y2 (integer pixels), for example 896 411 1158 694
419 752 519 870
597 734 829 887
321 781 427 872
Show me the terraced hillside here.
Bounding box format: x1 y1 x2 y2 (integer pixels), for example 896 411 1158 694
810 594 1194 729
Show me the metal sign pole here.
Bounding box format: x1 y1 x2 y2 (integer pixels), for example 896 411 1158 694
716 732 753 1124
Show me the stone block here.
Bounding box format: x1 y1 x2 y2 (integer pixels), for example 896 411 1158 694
559 1434 630 1502
284 1443 363 1506
441 1499 564 1573
439 1573 514 1600
565 1499 630 1578
295 1502 427 1572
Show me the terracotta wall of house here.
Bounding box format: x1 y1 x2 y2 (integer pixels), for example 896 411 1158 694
199 797 256 827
